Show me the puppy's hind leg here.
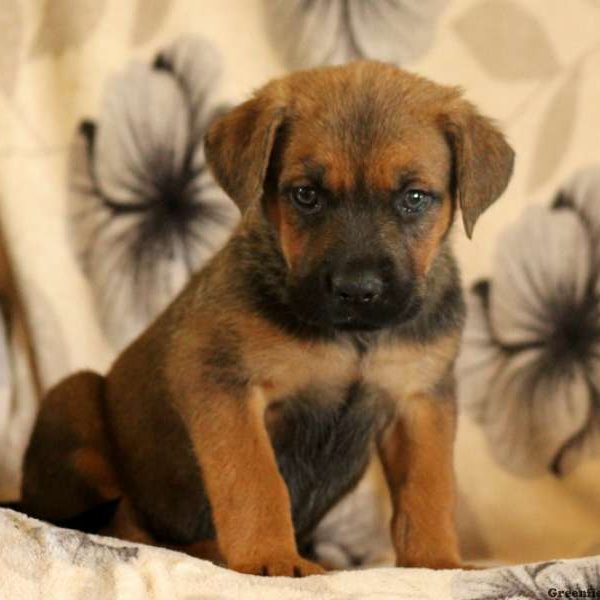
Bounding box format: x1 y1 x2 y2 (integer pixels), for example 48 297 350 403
21 370 121 528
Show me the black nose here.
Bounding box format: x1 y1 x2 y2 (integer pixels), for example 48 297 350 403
331 270 384 304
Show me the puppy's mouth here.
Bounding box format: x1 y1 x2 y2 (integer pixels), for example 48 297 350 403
330 295 423 332
287 286 423 334
333 316 382 331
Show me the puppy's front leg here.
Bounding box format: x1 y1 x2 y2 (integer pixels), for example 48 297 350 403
378 391 462 569
189 387 324 576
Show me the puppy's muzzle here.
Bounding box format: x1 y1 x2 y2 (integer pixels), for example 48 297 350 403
324 259 413 330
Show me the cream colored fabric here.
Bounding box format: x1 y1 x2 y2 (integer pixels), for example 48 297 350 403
2 508 600 600
1 0 600 583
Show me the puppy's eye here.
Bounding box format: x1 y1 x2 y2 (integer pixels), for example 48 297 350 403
395 190 434 217
290 186 322 214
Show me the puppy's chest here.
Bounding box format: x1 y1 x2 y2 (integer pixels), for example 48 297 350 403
260 334 457 414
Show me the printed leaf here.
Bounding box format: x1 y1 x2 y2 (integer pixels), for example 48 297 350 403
30 0 107 57
454 0 561 80
131 0 172 46
527 69 580 191
0 0 24 97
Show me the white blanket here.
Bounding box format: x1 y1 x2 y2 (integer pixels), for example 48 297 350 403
1 508 598 600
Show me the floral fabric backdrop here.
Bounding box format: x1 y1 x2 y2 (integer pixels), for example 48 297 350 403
0 0 600 571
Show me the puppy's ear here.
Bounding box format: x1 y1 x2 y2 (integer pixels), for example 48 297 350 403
442 101 515 238
204 86 287 213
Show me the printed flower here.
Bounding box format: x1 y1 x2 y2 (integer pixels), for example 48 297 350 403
264 0 448 70
452 558 600 600
69 36 239 350
457 166 600 476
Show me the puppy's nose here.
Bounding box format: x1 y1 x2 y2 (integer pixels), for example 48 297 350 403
331 270 384 304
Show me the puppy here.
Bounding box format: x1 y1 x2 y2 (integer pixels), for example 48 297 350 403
21 61 513 576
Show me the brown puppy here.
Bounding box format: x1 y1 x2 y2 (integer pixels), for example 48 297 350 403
21 61 513 576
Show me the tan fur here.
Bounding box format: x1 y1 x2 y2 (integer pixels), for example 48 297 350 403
186 387 320 575
378 393 460 568
365 335 460 399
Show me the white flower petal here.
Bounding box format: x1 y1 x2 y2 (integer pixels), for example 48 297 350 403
553 327 600 474
588 340 600 397
490 206 592 346
86 211 196 348
456 285 507 422
560 165 600 243
95 63 191 205
556 410 600 474
68 62 237 350
71 194 235 351
264 0 447 69
157 35 224 137
69 97 192 349
349 0 448 65
265 1 345 69
189 135 238 217
155 36 237 221
482 349 591 475
68 123 102 276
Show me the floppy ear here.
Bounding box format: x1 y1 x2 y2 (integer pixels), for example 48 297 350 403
204 88 287 213
443 102 515 238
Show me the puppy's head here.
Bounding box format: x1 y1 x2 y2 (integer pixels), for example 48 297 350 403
205 62 514 332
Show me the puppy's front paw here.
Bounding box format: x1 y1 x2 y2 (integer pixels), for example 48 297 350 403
231 555 325 577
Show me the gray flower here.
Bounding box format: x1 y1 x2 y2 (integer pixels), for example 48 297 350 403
69 36 239 350
457 166 600 476
264 0 448 70
453 558 600 600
